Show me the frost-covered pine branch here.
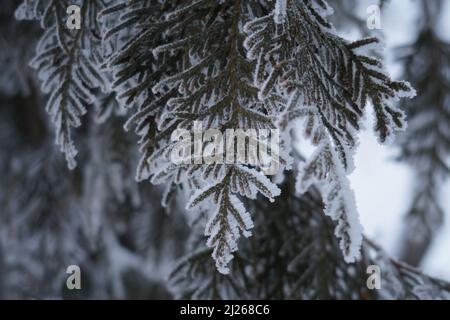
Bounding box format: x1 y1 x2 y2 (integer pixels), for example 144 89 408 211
15 0 414 275
6 0 450 300
102 0 286 273
243 0 414 263
16 0 107 169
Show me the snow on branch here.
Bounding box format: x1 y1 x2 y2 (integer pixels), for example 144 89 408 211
16 0 107 169
244 0 415 262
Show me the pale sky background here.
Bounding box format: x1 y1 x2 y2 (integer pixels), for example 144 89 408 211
298 0 450 281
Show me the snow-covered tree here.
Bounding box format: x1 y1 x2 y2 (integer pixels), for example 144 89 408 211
0 0 449 299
